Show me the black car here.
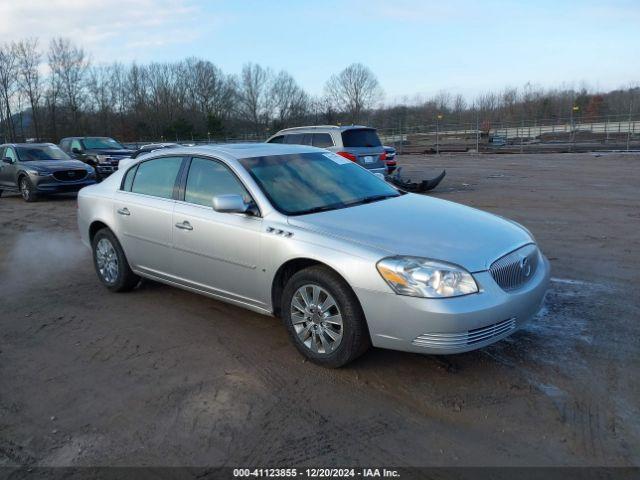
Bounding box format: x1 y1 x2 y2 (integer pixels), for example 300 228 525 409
59 137 135 179
0 143 96 202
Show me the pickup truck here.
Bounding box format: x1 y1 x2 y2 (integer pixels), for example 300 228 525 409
59 137 135 179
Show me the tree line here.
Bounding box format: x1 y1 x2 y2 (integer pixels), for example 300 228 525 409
0 37 638 143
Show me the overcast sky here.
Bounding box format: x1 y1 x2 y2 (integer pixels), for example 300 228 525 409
1 0 638 102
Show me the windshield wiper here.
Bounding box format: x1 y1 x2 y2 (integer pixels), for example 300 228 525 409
343 194 399 208
292 194 398 216
292 203 345 216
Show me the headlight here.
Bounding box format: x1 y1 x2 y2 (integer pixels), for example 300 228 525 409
29 170 51 176
376 256 478 298
95 155 110 163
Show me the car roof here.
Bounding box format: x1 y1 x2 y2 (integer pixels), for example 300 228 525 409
60 136 115 140
141 143 320 161
274 125 375 134
1 143 57 147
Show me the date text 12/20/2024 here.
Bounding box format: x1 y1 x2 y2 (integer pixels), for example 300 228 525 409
233 469 400 478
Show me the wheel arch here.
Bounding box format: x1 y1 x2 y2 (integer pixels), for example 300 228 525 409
270 257 363 319
89 220 112 242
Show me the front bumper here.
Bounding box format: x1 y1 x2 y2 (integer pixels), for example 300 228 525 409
355 255 550 354
33 176 97 193
95 164 118 176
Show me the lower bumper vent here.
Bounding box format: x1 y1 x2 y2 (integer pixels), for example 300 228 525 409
412 317 517 350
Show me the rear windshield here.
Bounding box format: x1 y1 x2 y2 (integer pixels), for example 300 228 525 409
341 129 382 148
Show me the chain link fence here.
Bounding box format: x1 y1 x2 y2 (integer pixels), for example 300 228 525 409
377 113 640 154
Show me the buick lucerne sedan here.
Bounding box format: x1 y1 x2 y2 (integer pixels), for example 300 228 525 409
77 144 549 367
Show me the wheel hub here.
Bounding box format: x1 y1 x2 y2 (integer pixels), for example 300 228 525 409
290 284 343 355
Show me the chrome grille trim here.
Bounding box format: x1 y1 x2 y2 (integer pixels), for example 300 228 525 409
412 317 517 350
490 243 539 291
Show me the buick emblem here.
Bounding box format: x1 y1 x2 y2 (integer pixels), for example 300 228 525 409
519 256 532 277
67 171 75 177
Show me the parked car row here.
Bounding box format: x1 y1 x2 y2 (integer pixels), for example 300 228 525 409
1 127 399 202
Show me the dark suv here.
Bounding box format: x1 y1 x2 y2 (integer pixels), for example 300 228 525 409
0 143 96 202
59 137 134 179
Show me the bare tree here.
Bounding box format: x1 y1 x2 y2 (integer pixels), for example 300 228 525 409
324 63 382 123
271 70 308 129
48 37 89 132
237 63 273 136
87 65 113 133
0 42 18 141
15 38 42 139
185 58 236 136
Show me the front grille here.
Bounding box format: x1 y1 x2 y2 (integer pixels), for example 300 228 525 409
412 317 517 350
490 244 539 291
53 169 88 181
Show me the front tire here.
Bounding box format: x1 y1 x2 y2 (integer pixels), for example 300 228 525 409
19 176 37 202
281 266 370 368
91 228 140 292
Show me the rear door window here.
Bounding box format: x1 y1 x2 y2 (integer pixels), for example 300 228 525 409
131 156 183 199
341 129 382 148
285 134 305 145
312 133 334 148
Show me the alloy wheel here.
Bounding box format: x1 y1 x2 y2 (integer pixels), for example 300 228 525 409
20 178 30 200
95 238 119 284
290 284 343 354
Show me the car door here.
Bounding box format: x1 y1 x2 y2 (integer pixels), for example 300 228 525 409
172 156 265 307
0 147 19 189
113 156 185 279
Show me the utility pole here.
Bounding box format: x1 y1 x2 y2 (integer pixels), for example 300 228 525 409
520 116 524 153
475 109 479 154
570 105 579 151
436 113 442 155
627 101 632 152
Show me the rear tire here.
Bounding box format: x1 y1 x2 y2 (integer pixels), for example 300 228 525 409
281 266 370 368
19 176 37 202
91 228 140 292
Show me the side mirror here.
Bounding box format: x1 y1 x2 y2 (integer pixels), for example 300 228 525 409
2 157 13 164
212 194 248 214
71 147 82 154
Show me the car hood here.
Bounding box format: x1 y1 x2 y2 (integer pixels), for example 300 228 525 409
287 194 533 272
85 149 135 156
23 160 90 171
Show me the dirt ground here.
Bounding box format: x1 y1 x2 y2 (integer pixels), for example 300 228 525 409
0 152 638 467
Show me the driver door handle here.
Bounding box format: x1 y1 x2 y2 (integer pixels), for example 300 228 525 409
117 207 130 216
175 220 193 231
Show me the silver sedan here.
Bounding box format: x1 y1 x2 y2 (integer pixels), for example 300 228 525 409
77 144 550 367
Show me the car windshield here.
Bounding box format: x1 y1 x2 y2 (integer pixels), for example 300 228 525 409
82 137 125 150
341 129 382 148
16 145 71 161
240 152 401 216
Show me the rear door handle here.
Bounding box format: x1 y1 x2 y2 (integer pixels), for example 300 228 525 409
117 207 130 216
175 221 193 231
